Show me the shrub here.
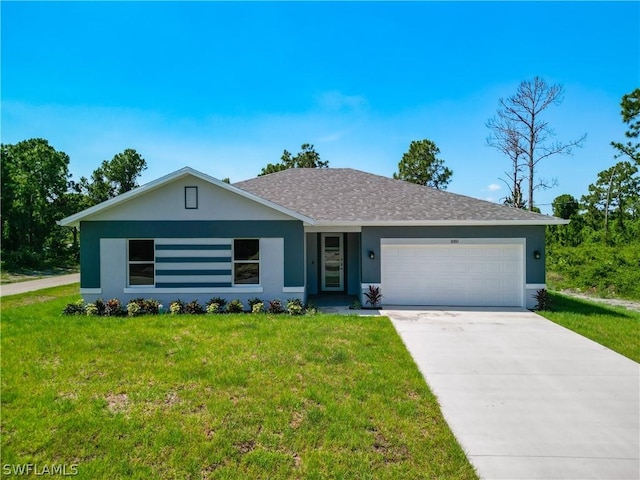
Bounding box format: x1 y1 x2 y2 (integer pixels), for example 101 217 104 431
226 299 244 313
247 297 263 309
94 299 106 316
63 299 85 315
350 299 362 310
534 289 551 311
267 299 284 314
546 243 640 299
104 298 123 316
184 299 204 315
364 285 382 308
251 302 265 314
286 298 304 316
207 297 227 309
206 302 221 314
142 299 160 315
125 298 161 316
169 300 184 315
127 301 141 317
85 303 99 316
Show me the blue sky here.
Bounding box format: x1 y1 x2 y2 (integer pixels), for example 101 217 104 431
2 1 639 213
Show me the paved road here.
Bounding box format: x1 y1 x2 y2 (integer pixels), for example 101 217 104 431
0 273 80 297
385 307 640 480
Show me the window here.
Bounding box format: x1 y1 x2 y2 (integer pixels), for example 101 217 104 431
128 240 154 286
185 186 198 209
233 239 259 284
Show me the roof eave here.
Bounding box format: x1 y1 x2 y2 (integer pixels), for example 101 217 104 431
312 219 570 227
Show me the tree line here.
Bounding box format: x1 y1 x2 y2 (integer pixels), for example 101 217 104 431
2 81 638 298
1 143 148 269
545 88 639 299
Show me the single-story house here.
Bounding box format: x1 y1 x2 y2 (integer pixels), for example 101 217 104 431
59 167 567 309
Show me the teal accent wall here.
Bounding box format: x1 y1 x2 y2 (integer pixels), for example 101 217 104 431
346 232 361 295
80 220 304 288
305 233 319 295
361 225 546 284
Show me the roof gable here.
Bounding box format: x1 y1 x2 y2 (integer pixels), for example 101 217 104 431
59 167 314 227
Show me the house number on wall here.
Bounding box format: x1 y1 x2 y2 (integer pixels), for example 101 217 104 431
450 239 460 244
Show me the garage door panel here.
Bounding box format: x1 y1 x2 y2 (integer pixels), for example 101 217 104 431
381 242 524 307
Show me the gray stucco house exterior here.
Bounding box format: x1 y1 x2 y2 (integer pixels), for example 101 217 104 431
59 167 566 309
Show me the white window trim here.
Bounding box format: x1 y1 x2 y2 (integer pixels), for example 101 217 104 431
127 239 155 287
232 238 261 286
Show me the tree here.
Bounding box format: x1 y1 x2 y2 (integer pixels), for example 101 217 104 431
80 148 147 204
1 139 71 266
258 144 328 176
581 161 640 243
393 139 453 189
552 194 579 219
487 115 526 208
487 77 586 210
611 88 640 164
502 178 527 209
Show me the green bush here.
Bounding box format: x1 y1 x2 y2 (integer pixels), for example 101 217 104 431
547 243 640 299
169 300 184 315
247 297 263 309
207 297 227 309
267 299 283 314
85 303 99 316
286 299 304 316
226 299 244 313
128 301 143 317
62 300 85 315
206 302 221 314
184 299 204 314
104 298 123 316
251 302 265 314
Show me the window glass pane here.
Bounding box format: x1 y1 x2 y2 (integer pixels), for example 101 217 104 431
129 264 154 285
234 263 259 284
234 239 259 261
129 240 154 261
325 236 340 249
185 186 198 209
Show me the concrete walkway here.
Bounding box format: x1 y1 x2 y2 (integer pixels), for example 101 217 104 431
0 273 80 297
385 307 640 480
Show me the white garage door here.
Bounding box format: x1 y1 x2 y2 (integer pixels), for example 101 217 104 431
381 240 524 307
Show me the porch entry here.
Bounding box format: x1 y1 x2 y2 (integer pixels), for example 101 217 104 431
321 233 344 291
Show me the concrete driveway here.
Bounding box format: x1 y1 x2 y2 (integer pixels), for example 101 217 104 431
385 307 639 480
0 273 79 297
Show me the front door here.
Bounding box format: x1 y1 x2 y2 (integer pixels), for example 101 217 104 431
321 233 344 291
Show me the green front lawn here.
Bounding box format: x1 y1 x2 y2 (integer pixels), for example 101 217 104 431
0 286 477 479
539 292 640 363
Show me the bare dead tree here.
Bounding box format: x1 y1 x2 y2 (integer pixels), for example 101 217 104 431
487 77 586 211
487 118 526 208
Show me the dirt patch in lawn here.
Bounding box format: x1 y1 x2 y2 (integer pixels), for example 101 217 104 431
559 290 640 312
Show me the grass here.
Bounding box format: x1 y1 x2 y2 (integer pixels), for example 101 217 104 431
0 286 477 479
538 292 640 363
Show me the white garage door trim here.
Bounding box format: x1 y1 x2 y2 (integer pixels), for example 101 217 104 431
380 238 525 307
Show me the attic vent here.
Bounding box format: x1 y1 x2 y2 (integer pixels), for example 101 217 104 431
185 186 198 209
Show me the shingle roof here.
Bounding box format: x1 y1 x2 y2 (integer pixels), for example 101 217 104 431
234 168 565 225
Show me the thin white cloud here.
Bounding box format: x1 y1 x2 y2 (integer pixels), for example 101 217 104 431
488 183 501 191
314 91 368 113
